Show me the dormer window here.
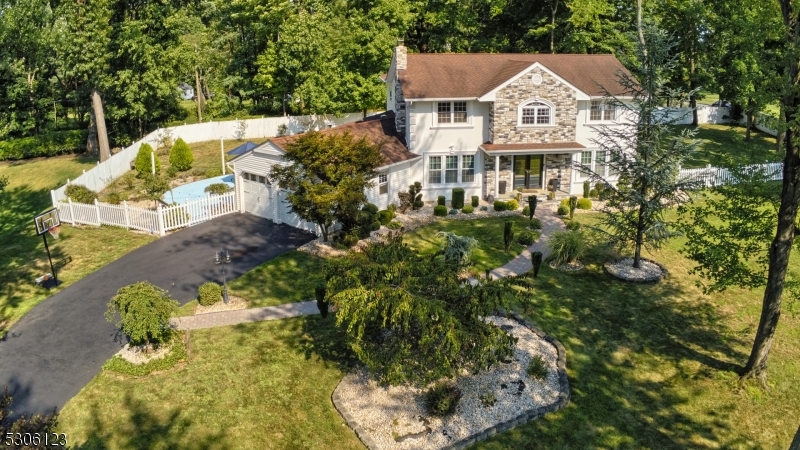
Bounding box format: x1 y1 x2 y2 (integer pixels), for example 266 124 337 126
590 100 616 121
436 101 468 125
518 100 554 127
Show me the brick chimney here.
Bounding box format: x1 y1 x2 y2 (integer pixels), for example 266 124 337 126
395 39 407 71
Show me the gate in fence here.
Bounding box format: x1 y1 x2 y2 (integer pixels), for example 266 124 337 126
56 191 237 236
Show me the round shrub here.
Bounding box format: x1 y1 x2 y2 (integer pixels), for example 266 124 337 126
169 138 194 171
577 198 592 210
433 205 448 216
462 205 474 214
522 206 530 217
547 231 586 266
449 208 458 215
104 192 126 205
369 221 381 231
437 195 446 206
386 221 403 230
362 203 379 215
198 282 222 306
66 184 97 204
529 217 543 230
589 188 599 198
134 143 160 176
480 206 488 211
560 198 570 207
166 166 178 178
341 234 359 248
556 204 569 216
425 382 462 417
506 198 519 210
204 183 232 195
566 220 581 231
471 196 479 207
517 230 535 245
413 200 424 209
377 209 395 225
493 200 507 211
204 168 222 178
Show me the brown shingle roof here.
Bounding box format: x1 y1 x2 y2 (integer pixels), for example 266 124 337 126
480 142 586 152
267 112 419 167
399 54 632 99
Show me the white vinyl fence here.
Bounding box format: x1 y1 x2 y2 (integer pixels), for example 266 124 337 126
56 191 237 236
50 112 364 206
678 162 783 188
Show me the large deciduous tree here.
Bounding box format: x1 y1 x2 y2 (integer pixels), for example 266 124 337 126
324 232 526 386
269 131 384 241
580 26 700 269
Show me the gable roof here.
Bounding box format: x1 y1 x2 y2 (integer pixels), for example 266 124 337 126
266 111 420 168
398 54 633 99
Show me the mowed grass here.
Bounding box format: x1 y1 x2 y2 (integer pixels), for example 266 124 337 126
477 212 800 449
680 124 781 168
57 316 364 450
228 250 327 307
403 215 539 274
0 155 156 336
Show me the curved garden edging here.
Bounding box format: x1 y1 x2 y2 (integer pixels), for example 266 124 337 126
330 310 570 450
603 257 669 284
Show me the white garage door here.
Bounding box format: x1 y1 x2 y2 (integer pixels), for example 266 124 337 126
242 176 274 220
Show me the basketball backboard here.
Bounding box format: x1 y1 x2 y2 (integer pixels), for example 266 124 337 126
34 208 61 235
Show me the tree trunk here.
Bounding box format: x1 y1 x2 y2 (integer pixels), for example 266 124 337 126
86 108 99 155
91 89 111 162
690 93 698 126
745 110 752 142
550 0 559 54
790 424 800 450
320 224 329 242
740 0 800 382
195 67 205 123
633 204 645 269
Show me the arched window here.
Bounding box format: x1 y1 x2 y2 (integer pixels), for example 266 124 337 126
518 100 554 126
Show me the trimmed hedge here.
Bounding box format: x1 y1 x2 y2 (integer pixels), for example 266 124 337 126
556 205 569 216
437 195 446 206
65 184 98 204
577 198 592 210
452 188 465 209
433 205 448 216
522 206 530 217
362 203 379 215
462 205 474 214
517 230 535 245
530 217 543 229
471 196 479 207
493 201 507 211
0 130 88 161
506 198 519 210
103 339 187 377
198 282 222 306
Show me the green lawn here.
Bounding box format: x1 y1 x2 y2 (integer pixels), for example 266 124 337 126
0 155 156 337
58 316 364 450
680 123 781 168
403 215 539 274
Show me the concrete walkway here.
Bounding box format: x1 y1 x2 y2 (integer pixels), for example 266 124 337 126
489 205 566 279
171 301 318 330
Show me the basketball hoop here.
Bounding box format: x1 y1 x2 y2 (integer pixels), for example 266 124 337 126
48 225 61 240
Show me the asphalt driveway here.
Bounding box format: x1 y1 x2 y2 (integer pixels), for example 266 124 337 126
0 213 315 418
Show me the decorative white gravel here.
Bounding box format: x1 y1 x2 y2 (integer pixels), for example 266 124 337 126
194 295 248 315
604 257 665 282
548 260 585 272
333 316 562 450
115 343 170 365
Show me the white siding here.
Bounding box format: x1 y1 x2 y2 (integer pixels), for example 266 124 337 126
409 101 490 154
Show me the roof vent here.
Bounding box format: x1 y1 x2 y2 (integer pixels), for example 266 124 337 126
532 73 543 85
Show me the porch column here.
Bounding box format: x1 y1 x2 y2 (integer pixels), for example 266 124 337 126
494 155 500 197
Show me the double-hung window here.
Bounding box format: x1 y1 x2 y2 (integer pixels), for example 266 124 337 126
595 151 607 177
445 156 459 183
590 100 616 121
462 155 475 182
429 156 442 184
378 173 388 195
436 101 468 125
578 151 592 180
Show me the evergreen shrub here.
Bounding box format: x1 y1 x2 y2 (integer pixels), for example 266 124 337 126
198 282 222 306
134 143 160 176
169 138 194 171
433 205 448 216
493 201 507 211
437 195 446 206
529 217 542 229
556 205 569 216
506 198 519 210
204 183 232 195
462 205 474 214
517 230 535 245
452 188 465 209
471 196 479 207
425 383 462 417
66 184 97 204
577 198 592 209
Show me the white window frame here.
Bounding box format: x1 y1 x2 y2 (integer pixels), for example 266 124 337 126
434 101 471 127
462 155 475 183
577 151 593 180
429 156 442 184
378 172 388 195
517 99 555 127
445 155 459 183
589 100 617 122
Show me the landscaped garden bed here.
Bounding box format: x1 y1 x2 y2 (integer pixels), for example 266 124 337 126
332 315 568 450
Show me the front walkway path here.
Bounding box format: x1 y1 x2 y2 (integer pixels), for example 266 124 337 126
489 205 566 279
171 301 318 330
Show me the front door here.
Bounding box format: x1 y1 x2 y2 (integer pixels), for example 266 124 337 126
513 155 543 190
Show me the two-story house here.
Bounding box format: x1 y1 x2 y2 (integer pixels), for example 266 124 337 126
231 41 631 231
385 40 630 202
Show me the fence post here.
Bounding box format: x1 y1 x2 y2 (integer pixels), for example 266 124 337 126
157 204 166 236
50 190 56 208
205 193 212 219
68 198 76 226
123 201 130 229
94 198 102 226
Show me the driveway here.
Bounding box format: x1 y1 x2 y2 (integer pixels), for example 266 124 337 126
0 213 315 418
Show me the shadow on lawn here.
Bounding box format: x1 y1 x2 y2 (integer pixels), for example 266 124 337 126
70 393 226 450
259 314 358 373
479 253 752 449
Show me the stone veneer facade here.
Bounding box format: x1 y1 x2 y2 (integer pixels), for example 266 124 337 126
492 67 577 143
483 153 573 198
393 43 407 145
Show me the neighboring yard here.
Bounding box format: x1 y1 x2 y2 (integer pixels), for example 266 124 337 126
680 124 781 168
0 155 156 337
403 215 539 274
58 316 364 450
57 210 800 448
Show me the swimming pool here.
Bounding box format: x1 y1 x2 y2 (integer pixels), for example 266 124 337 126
163 174 235 205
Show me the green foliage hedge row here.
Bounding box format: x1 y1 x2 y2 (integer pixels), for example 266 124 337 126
0 130 88 160
65 184 98 204
103 339 187 377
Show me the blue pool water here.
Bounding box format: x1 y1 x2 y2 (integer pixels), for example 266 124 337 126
163 174 235 205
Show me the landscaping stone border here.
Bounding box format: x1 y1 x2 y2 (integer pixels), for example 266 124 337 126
329 310 570 450
603 257 669 284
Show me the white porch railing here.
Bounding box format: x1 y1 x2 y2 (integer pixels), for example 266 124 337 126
55 191 237 236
